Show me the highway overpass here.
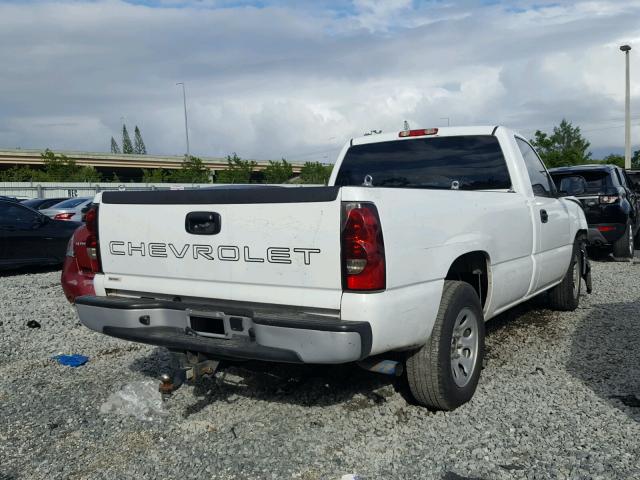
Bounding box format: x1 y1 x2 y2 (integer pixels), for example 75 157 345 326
0 149 305 173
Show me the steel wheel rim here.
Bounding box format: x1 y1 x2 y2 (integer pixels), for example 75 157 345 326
450 308 479 388
572 254 581 299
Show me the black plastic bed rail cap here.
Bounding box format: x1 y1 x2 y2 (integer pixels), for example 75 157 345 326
101 186 340 205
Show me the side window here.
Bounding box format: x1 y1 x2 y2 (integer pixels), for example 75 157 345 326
516 138 554 197
0 203 39 225
614 168 624 187
623 171 638 192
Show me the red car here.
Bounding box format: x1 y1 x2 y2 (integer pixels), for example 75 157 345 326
61 218 97 303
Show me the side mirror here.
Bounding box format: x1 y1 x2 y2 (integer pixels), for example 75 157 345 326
559 175 587 196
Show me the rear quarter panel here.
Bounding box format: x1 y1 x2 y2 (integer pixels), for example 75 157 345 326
340 186 534 353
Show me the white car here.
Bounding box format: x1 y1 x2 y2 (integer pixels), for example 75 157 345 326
40 197 92 222
74 126 588 410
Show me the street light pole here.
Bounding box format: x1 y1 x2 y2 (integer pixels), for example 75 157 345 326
176 82 190 159
620 45 632 169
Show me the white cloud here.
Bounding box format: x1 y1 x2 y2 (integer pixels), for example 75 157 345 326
0 0 638 162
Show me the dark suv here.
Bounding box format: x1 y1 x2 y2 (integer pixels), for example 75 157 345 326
549 164 639 258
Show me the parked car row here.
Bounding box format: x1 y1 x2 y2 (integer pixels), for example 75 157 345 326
0 199 82 271
549 164 639 258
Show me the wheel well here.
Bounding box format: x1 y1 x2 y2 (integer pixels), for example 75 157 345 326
577 229 587 241
445 251 489 308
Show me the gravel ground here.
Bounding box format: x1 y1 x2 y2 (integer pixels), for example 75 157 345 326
1 257 639 480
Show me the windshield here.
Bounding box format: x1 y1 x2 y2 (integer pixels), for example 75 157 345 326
334 135 512 190
52 197 90 209
550 171 613 195
21 199 42 208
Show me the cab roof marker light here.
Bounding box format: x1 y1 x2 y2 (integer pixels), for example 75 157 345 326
399 128 438 138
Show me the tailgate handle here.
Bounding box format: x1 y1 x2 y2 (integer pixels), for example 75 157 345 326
185 212 221 235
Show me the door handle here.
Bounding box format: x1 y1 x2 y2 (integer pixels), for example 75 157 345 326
540 209 549 223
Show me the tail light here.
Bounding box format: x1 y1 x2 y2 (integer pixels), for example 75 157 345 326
341 202 385 291
84 205 102 273
54 212 74 221
597 225 615 232
599 195 618 204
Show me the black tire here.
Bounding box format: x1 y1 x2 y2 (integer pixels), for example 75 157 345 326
405 281 485 411
612 221 634 258
548 238 582 311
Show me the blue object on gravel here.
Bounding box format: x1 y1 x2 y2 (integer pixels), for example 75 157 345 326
53 354 89 367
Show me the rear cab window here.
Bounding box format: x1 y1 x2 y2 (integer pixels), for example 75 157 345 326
334 135 512 191
550 170 614 195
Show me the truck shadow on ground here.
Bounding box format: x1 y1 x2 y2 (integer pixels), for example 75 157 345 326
565 300 640 423
130 350 397 415
128 296 640 419
129 298 550 415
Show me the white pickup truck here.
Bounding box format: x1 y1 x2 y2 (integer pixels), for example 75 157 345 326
75 126 589 410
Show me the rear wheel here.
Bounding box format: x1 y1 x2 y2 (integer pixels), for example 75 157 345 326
548 238 581 311
612 221 634 259
405 281 485 411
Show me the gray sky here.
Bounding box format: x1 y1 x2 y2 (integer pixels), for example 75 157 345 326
0 0 638 162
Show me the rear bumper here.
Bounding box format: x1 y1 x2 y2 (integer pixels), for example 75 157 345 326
75 296 372 364
587 223 626 246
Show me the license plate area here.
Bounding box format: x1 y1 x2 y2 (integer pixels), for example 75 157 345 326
190 315 225 336
187 310 252 339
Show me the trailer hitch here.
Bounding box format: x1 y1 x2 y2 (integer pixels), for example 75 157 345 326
159 351 220 398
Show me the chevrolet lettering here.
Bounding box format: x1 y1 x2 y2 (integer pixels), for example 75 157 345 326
108 241 321 265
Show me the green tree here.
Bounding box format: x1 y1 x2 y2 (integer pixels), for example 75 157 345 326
122 125 134 154
0 166 49 182
134 126 147 154
632 149 640 169
215 153 257 184
73 166 102 182
41 149 74 180
601 154 624 168
530 119 592 168
263 158 293 184
142 168 168 183
299 161 333 184
40 149 102 182
169 156 211 183
110 137 120 154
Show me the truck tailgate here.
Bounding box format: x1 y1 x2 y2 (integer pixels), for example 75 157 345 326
96 187 343 310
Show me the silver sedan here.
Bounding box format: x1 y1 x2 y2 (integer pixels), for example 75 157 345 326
40 197 92 222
